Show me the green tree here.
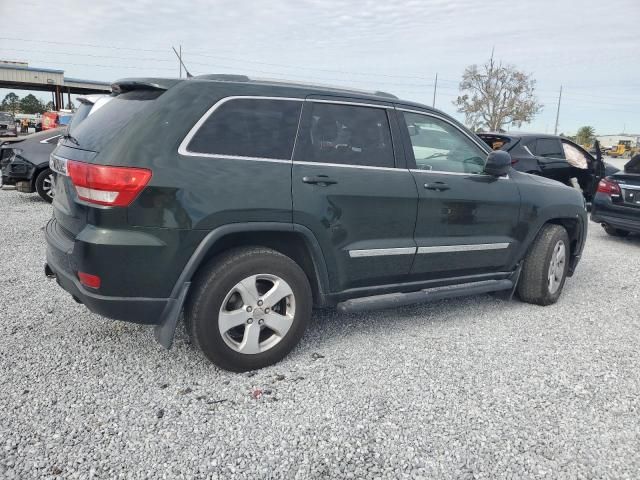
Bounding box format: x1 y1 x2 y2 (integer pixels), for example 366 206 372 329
454 55 542 131
1 92 20 115
575 126 596 146
44 101 55 111
19 94 45 114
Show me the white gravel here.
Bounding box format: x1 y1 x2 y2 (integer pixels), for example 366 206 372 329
1 188 639 479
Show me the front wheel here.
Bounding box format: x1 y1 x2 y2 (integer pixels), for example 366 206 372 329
35 168 54 203
186 247 312 372
517 224 570 306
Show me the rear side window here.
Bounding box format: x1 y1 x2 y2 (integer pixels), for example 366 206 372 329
535 138 564 158
187 98 302 160
67 102 93 134
293 102 395 168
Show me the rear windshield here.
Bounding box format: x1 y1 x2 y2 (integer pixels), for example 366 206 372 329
0 113 14 122
69 89 162 151
478 134 514 151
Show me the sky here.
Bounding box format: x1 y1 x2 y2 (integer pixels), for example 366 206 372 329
1 0 638 135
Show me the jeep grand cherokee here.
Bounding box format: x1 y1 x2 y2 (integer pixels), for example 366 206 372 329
45 75 587 371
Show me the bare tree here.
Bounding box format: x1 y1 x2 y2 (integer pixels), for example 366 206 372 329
454 55 542 131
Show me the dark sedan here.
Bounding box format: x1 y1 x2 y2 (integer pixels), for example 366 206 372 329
1 128 64 201
479 132 618 203
591 155 640 237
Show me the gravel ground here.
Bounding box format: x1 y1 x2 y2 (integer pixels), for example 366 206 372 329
1 188 639 480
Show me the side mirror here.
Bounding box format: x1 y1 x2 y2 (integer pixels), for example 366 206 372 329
484 150 512 177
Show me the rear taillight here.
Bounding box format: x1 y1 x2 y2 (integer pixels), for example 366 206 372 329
67 160 152 207
596 178 621 197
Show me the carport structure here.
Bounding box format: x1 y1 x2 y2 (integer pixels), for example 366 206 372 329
0 64 111 110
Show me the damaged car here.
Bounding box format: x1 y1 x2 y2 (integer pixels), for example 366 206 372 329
0 95 111 202
479 133 619 204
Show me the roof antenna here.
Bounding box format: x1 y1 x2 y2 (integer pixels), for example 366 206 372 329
172 46 193 78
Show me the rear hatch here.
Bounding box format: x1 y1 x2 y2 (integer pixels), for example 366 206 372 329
50 83 169 237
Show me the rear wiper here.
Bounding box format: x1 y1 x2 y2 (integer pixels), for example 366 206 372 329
62 132 79 146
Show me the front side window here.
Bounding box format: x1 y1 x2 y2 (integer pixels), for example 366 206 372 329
293 102 395 168
187 98 302 160
535 138 564 159
403 112 486 173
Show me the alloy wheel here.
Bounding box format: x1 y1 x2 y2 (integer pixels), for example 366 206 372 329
218 274 296 354
547 240 566 294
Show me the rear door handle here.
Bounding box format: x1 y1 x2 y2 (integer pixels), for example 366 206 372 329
424 182 450 191
303 175 337 185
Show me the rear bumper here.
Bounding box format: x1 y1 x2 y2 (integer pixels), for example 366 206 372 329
45 218 170 325
591 212 640 233
591 194 640 233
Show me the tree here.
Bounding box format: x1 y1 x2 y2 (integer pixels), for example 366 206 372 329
45 101 55 111
575 126 596 146
19 94 45 114
454 55 542 131
1 92 20 115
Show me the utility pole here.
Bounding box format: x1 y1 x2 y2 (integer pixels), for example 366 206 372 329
554 85 562 135
179 45 182 79
432 73 438 108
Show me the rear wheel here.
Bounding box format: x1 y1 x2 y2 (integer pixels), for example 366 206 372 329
35 168 54 203
187 247 312 372
603 225 630 237
517 224 570 306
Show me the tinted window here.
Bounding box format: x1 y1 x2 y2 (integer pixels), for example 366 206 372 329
535 138 564 158
0 113 13 121
71 89 163 151
403 112 486 173
293 102 395 168
188 98 302 160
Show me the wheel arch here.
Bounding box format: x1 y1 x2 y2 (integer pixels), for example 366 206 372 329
183 225 331 307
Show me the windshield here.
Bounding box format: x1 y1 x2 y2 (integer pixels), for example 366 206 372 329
0 113 14 122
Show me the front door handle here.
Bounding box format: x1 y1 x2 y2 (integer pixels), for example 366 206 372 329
424 181 450 191
303 175 337 185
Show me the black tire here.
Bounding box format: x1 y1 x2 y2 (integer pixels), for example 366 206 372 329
603 225 630 237
35 168 54 203
186 247 312 372
517 224 570 306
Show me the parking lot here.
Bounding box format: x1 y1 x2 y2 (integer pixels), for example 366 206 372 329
0 187 638 479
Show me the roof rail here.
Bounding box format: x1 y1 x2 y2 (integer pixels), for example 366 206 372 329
196 74 250 82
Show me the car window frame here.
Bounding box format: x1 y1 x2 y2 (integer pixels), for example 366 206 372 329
395 107 493 176
178 96 305 164
292 96 402 170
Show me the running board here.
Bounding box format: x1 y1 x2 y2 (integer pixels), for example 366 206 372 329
337 279 514 313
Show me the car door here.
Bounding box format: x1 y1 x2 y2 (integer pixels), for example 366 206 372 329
534 137 570 183
292 97 418 292
396 108 521 280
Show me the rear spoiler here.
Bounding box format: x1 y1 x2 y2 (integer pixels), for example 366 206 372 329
111 78 182 94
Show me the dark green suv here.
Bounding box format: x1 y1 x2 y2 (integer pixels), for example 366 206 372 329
45 75 587 371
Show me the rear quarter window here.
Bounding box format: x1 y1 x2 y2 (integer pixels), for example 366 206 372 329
186 98 303 160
